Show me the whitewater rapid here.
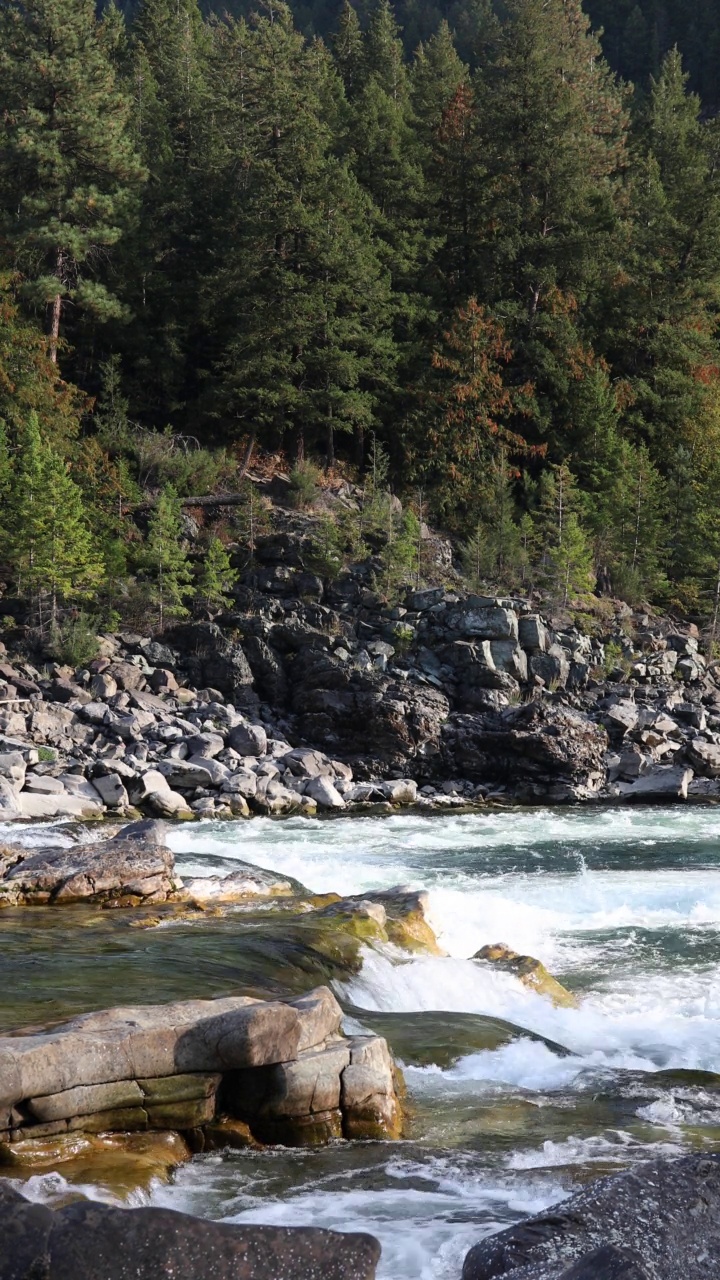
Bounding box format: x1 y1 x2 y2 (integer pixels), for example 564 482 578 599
5 807 720 1280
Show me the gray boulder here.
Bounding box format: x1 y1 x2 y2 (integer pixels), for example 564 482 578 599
0 751 25 787
0 832 180 906
305 776 346 809
462 1153 720 1280
228 722 268 757
0 776 19 815
617 765 693 801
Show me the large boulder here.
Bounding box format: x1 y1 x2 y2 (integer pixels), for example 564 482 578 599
462 1153 720 1280
164 622 259 710
0 826 180 907
0 1183 381 1280
0 988 343 1118
291 649 449 776
616 765 693 802
442 703 608 800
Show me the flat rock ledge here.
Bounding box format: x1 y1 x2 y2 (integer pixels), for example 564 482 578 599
0 986 402 1156
462 1152 720 1280
0 1182 381 1280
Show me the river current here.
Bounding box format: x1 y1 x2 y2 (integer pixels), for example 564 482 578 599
5 807 720 1278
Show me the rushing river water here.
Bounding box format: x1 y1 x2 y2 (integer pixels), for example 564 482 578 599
5 807 720 1278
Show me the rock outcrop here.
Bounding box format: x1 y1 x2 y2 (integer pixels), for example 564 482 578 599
473 943 577 1008
0 821 182 906
442 703 608 801
0 1182 381 1280
0 554 717 811
462 1153 720 1280
0 986 402 1151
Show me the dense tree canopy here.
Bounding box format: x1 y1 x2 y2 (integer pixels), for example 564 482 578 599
3 0 720 623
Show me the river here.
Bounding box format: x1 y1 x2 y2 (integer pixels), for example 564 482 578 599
4 807 720 1279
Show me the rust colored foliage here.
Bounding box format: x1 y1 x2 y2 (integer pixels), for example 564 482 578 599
0 273 86 447
430 298 541 487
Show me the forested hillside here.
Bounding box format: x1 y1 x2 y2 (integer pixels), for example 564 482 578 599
111 0 720 106
2 0 720 641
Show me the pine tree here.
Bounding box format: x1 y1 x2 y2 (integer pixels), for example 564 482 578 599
333 0 365 99
345 0 434 365
8 414 105 627
0 0 145 363
141 486 193 628
534 462 594 604
411 21 467 145
208 8 396 463
424 298 537 527
118 0 211 423
195 536 238 613
600 51 720 463
608 442 667 603
0 274 85 448
461 452 526 588
471 0 628 448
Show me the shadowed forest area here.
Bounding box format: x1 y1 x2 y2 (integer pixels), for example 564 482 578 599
2 0 720 643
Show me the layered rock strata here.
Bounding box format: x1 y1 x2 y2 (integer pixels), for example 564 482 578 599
0 986 402 1151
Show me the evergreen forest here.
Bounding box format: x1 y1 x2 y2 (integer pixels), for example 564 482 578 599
3 0 720 637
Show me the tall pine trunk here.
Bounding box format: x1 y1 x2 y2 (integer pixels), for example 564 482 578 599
48 248 63 364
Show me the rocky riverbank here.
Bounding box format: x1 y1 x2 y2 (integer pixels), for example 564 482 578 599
0 572 716 817
3 1147 717 1279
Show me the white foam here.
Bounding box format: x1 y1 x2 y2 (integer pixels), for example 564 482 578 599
149 1152 568 1280
507 1131 684 1170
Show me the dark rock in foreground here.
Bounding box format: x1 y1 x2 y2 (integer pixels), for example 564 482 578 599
0 1182 381 1279
462 1153 720 1279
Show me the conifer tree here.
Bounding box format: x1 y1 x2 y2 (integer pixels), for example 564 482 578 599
208 8 396 463
601 51 720 460
0 0 145 363
461 452 526 588
425 299 537 526
411 21 467 145
141 486 193 628
344 0 434 359
332 0 365 99
472 0 627 446
535 463 594 604
0 276 85 448
119 0 211 421
9 414 105 627
195 537 238 613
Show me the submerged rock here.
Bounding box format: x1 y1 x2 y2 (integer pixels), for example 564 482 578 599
182 861 306 904
462 1152 720 1280
0 1130 191 1201
0 1182 382 1280
303 888 443 966
473 943 577 1008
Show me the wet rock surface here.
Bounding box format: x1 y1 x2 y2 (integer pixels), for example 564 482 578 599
462 1153 720 1280
0 985 402 1152
0 1182 381 1279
